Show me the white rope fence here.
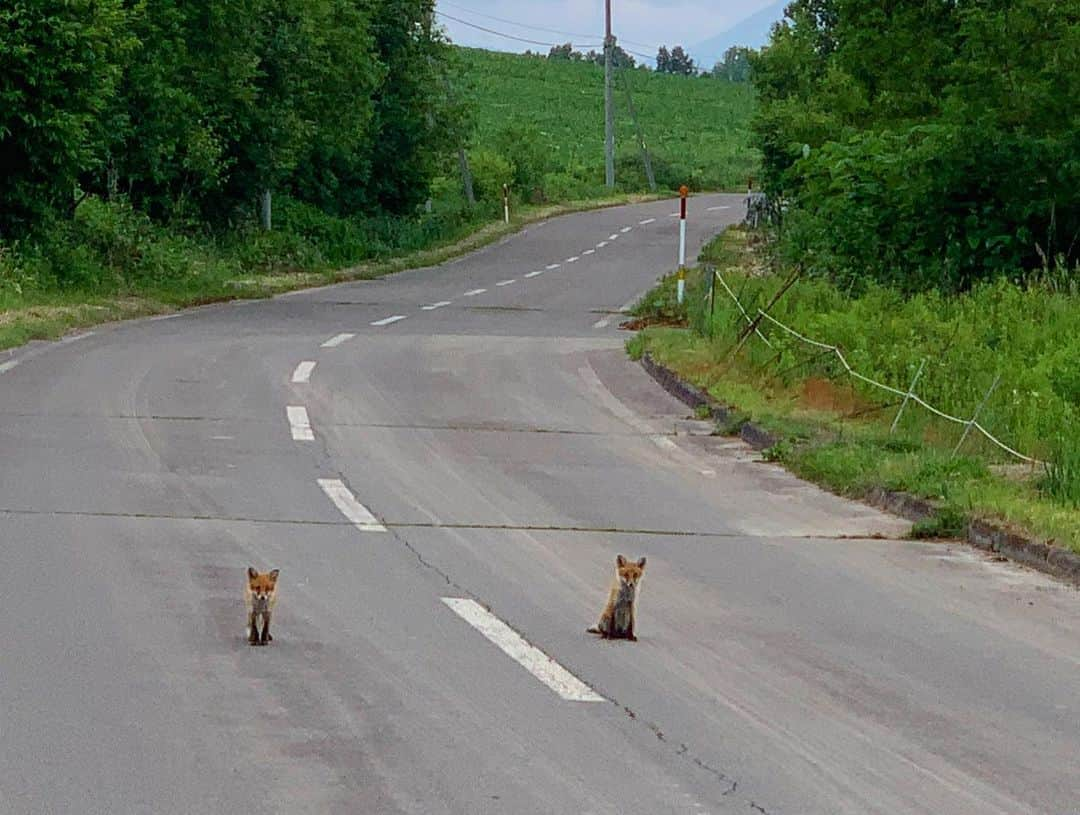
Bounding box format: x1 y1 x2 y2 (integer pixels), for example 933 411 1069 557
712 270 1042 465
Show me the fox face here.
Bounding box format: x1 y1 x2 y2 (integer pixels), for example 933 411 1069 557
246 567 279 614
615 554 646 592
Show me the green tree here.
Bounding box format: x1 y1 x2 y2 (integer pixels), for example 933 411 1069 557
0 0 134 236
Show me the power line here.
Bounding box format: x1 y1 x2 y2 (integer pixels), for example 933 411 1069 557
436 1 661 55
439 0 595 42
435 10 602 49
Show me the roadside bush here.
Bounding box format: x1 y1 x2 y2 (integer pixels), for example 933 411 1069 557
468 149 514 202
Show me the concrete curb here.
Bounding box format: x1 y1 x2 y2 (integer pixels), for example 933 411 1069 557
639 353 1080 586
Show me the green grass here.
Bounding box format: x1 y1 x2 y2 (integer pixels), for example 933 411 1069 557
455 47 758 195
632 227 1080 552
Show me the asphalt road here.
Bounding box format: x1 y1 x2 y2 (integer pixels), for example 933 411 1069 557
1 194 1077 815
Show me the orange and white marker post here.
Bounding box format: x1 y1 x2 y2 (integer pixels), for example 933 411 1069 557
677 185 689 304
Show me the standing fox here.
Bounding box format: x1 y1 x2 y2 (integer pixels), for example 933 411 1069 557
245 567 279 646
587 555 646 641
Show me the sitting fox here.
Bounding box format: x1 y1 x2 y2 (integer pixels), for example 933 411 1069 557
245 567 279 646
588 555 646 641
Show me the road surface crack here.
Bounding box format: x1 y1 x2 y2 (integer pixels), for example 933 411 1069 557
620 704 739 797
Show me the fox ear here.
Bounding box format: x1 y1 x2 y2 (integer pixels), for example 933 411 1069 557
616 554 627 568
247 567 259 580
637 556 647 568
268 569 280 581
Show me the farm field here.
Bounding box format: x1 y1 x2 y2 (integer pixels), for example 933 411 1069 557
452 47 758 199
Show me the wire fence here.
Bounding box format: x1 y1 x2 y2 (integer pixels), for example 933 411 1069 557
707 267 1043 465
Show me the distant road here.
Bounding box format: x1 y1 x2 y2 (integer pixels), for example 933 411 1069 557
2 194 1077 814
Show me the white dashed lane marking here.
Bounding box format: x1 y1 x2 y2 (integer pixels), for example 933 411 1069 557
668 212 680 217
620 226 632 233
441 598 605 703
371 315 407 326
582 249 595 255
608 234 620 241
464 288 487 297
421 301 451 311
287 406 314 441
639 217 656 225
317 478 387 532
291 361 317 384
545 263 561 270
566 256 580 263
524 270 544 278
596 241 608 248
496 279 516 286
707 205 732 211
321 333 355 348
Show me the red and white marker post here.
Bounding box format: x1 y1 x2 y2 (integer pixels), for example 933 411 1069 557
677 185 689 304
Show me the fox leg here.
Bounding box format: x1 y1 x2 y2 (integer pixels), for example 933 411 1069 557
248 610 260 645
627 607 637 642
260 611 272 645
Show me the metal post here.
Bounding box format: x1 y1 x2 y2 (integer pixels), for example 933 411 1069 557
458 148 475 205
604 0 615 189
676 184 688 304
952 374 1001 457
502 184 510 224
259 189 272 231
890 359 926 434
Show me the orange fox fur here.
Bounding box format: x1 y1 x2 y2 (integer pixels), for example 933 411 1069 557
245 567 279 646
588 554 646 641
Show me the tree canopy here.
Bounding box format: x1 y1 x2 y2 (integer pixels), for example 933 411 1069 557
751 0 1080 292
0 0 462 237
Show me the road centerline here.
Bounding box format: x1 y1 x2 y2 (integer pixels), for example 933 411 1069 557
496 279 516 286
371 315 407 326
464 288 487 297
286 405 314 441
441 598 605 703
421 300 452 311
291 361 317 384
317 478 387 532
320 332 355 348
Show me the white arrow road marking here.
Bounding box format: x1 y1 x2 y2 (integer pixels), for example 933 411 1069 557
287 406 314 441
441 598 605 702
317 478 386 532
464 288 487 297
371 315 407 326
321 333 355 348
639 217 656 225
421 301 451 311
292 361 317 383
524 270 544 278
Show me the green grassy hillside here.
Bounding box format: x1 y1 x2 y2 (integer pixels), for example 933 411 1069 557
451 48 758 201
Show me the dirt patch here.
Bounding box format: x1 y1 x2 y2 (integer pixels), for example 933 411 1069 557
619 316 686 331
800 376 878 415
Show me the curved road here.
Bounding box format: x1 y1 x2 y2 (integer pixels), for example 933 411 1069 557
1 195 1078 814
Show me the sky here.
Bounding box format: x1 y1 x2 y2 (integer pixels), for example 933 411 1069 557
434 0 779 64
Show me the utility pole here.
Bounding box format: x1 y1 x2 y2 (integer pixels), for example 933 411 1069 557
604 0 615 189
